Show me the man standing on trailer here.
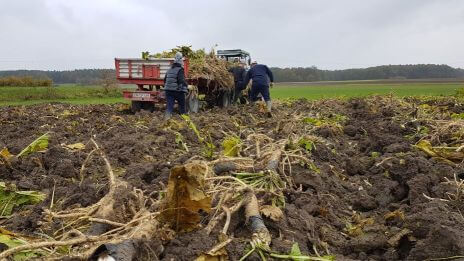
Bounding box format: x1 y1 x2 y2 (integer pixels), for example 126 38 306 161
228 58 247 104
243 61 274 117
163 52 188 119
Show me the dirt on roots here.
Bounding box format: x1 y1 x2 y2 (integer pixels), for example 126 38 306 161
0 96 463 260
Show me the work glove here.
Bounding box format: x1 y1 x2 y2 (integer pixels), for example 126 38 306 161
270 82 274 88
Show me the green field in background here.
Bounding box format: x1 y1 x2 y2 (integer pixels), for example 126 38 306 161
0 97 127 106
271 83 463 100
0 82 462 106
0 85 127 106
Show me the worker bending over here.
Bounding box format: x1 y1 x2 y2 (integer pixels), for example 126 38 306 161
243 61 274 117
228 59 247 104
164 52 188 119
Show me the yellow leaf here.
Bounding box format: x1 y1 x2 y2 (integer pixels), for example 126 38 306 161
195 251 228 261
63 143 86 151
384 210 405 221
346 214 375 237
0 227 17 237
110 115 125 123
60 110 76 117
415 140 464 162
415 140 437 157
303 117 324 126
0 148 14 161
117 104 130 112
160 162 211 232
222 136 241 157
260 205 283 222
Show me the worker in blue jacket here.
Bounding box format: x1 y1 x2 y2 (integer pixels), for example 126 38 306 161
243 61 274 117
163 52 188 119
228 59 247 104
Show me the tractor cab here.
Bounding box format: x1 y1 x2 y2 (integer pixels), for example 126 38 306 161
216 49 251 69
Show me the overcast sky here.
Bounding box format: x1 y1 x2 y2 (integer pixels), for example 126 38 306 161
1 0 463 70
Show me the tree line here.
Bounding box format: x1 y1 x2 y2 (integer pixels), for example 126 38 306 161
0 64 463 85
0 69 115 85
271 64 464 82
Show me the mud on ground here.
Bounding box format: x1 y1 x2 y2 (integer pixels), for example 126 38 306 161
0 96 463 260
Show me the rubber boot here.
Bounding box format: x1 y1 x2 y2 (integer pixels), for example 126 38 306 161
164 111 172 120
266 101 273 118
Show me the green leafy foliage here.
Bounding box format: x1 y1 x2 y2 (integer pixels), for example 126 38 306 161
0 233 40 260
308 162 321 174
451 113 464 120
265 242 336 261
288 243 305 261
329 114 348 124
181 115 203 142
0 182 46 216
153 45 207 60
222 136 241 157
174 132 189 152
17 132 50 157
456 88 464 98
298 138 315 153
203 135 216 159
235 172 286 207
303 114 347 127
303 117 323 126
405 126 429 140
181 115 216 159
152 46 210 75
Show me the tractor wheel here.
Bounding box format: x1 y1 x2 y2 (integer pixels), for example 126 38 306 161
131 101 142 113
186 93 199 113
205 93 216 108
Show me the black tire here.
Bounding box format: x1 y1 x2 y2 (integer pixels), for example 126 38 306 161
131 101 142 113
142 101 155 112
220 91 231 108
186 93 199 113
205 93 217 108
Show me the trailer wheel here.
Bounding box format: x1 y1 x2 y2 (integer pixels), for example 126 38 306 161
142 102 155 112
220 91 231 108
131 101 142 113
186 93 199 113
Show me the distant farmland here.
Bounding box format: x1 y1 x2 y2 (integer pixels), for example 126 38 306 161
271 81 463 100
0 80 463 106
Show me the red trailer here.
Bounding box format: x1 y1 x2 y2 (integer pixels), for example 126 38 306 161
115 54 238 113
115 57 199 112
